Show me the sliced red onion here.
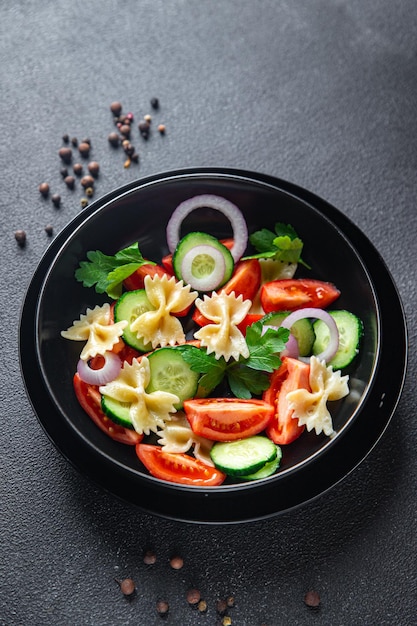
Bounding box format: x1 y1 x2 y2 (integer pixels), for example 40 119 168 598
77 351 122 386
280 307 339 363
180 243 226 292
166 194 248 263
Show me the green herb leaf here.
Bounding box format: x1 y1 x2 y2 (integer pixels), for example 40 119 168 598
227 366 270 399
245 320 289 373
74 242 150 298
179 345 228 396
245 222 309 268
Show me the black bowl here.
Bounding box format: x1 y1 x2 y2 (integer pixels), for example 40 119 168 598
20 168 407 523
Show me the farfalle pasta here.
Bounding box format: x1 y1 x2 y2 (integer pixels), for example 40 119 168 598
157 413 214 466
194 291 251 361
61 303 127 360
99 357 178 435
130 274 197 348
287 356 349 437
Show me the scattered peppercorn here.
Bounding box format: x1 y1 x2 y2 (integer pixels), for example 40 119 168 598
226 596 235 608
222 617 232 626
108 132 120 147
110 101 122 116
304 590 321 608
123 142 135 157
60 167 68 178
87 161 100 177
186 589 201 606
78 142 90 157
126 112 134 121
51 193 61 207
169 555 184 570
138 120 150 138
143 549 157 565
81 175 94 188
85 186 94 197
120 124 131 137
73 163 83 176
71 137 78 147
38 182 50 197
197 599 208 613
80 197 89 208
123 158 131 169
64 175 75 189
119 578 136 596
58 147 72 164
82 137 91 145
158 124 166 134
131 152 139 163
62 133 69 143
150 97 159 109
45 224 53 236
144 114 152 123
14 229 26 246
216 599 228 616
156 600 169 616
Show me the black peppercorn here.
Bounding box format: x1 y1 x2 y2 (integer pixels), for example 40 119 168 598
110 101 122 115
138 120 150 138
60 167 68 178
150 97 159 109
14 229 26 246
51 194 61 208
81 175 94 189
131 152 139 163
45 224 53 236
64 175 75 189
120 124 131 137
156 600 169 615
78 142 90 157
73 163 83 176
108 132 120 147
58 147 72 164
38 182 50 197
71 137 78 147
87 161 100 177
143 550 157 565
62 133 69 143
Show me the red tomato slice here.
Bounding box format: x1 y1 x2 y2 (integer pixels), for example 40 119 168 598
183 398 274 442
260 278 340 313
192 259 262 327
123 263 169 291
73 373 142 445
136 444 226 486
263 357 310 445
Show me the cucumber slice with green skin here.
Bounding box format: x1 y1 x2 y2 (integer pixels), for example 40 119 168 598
239 445 282 480
261 311 316 356
210 435 278 476
146 347 200 409
114 289 154 352
312 310 363 369
101 395 134 429
173 232 234 289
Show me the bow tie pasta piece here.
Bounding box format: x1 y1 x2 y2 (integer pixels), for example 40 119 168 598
157 413 215 466
61 303 127 360
99 357 178 435
194 291 251 361
130 274 197 349
286 356 349 437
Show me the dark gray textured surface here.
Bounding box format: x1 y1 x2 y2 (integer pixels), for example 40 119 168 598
1 1 415 624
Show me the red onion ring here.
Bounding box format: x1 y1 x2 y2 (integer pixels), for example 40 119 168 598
262 324 300 359
180 244 226 291
166 194 248 263
279 307 339 363
77 351 122 386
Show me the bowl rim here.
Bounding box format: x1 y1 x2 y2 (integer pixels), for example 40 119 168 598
19 167 408 523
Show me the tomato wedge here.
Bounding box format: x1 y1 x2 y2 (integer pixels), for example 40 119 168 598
73 373 142 445
123 263 169 291
192 259 262 327
136 444 226 486
183 398 274 442
263 357 310 445
260 278 340 313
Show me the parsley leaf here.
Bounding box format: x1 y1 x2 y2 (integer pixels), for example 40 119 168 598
178 321 289 399
245 222 309 268
75 243 151 298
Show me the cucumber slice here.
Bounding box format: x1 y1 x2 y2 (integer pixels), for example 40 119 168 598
240 445 282 480
261 311 315 356
210 435 278 476
312 310 363 369
146 347 199 409
114 289 154 352
101 395 134 429
173 232 234 289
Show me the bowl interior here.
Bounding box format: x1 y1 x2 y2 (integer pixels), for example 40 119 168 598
36 173 379 485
